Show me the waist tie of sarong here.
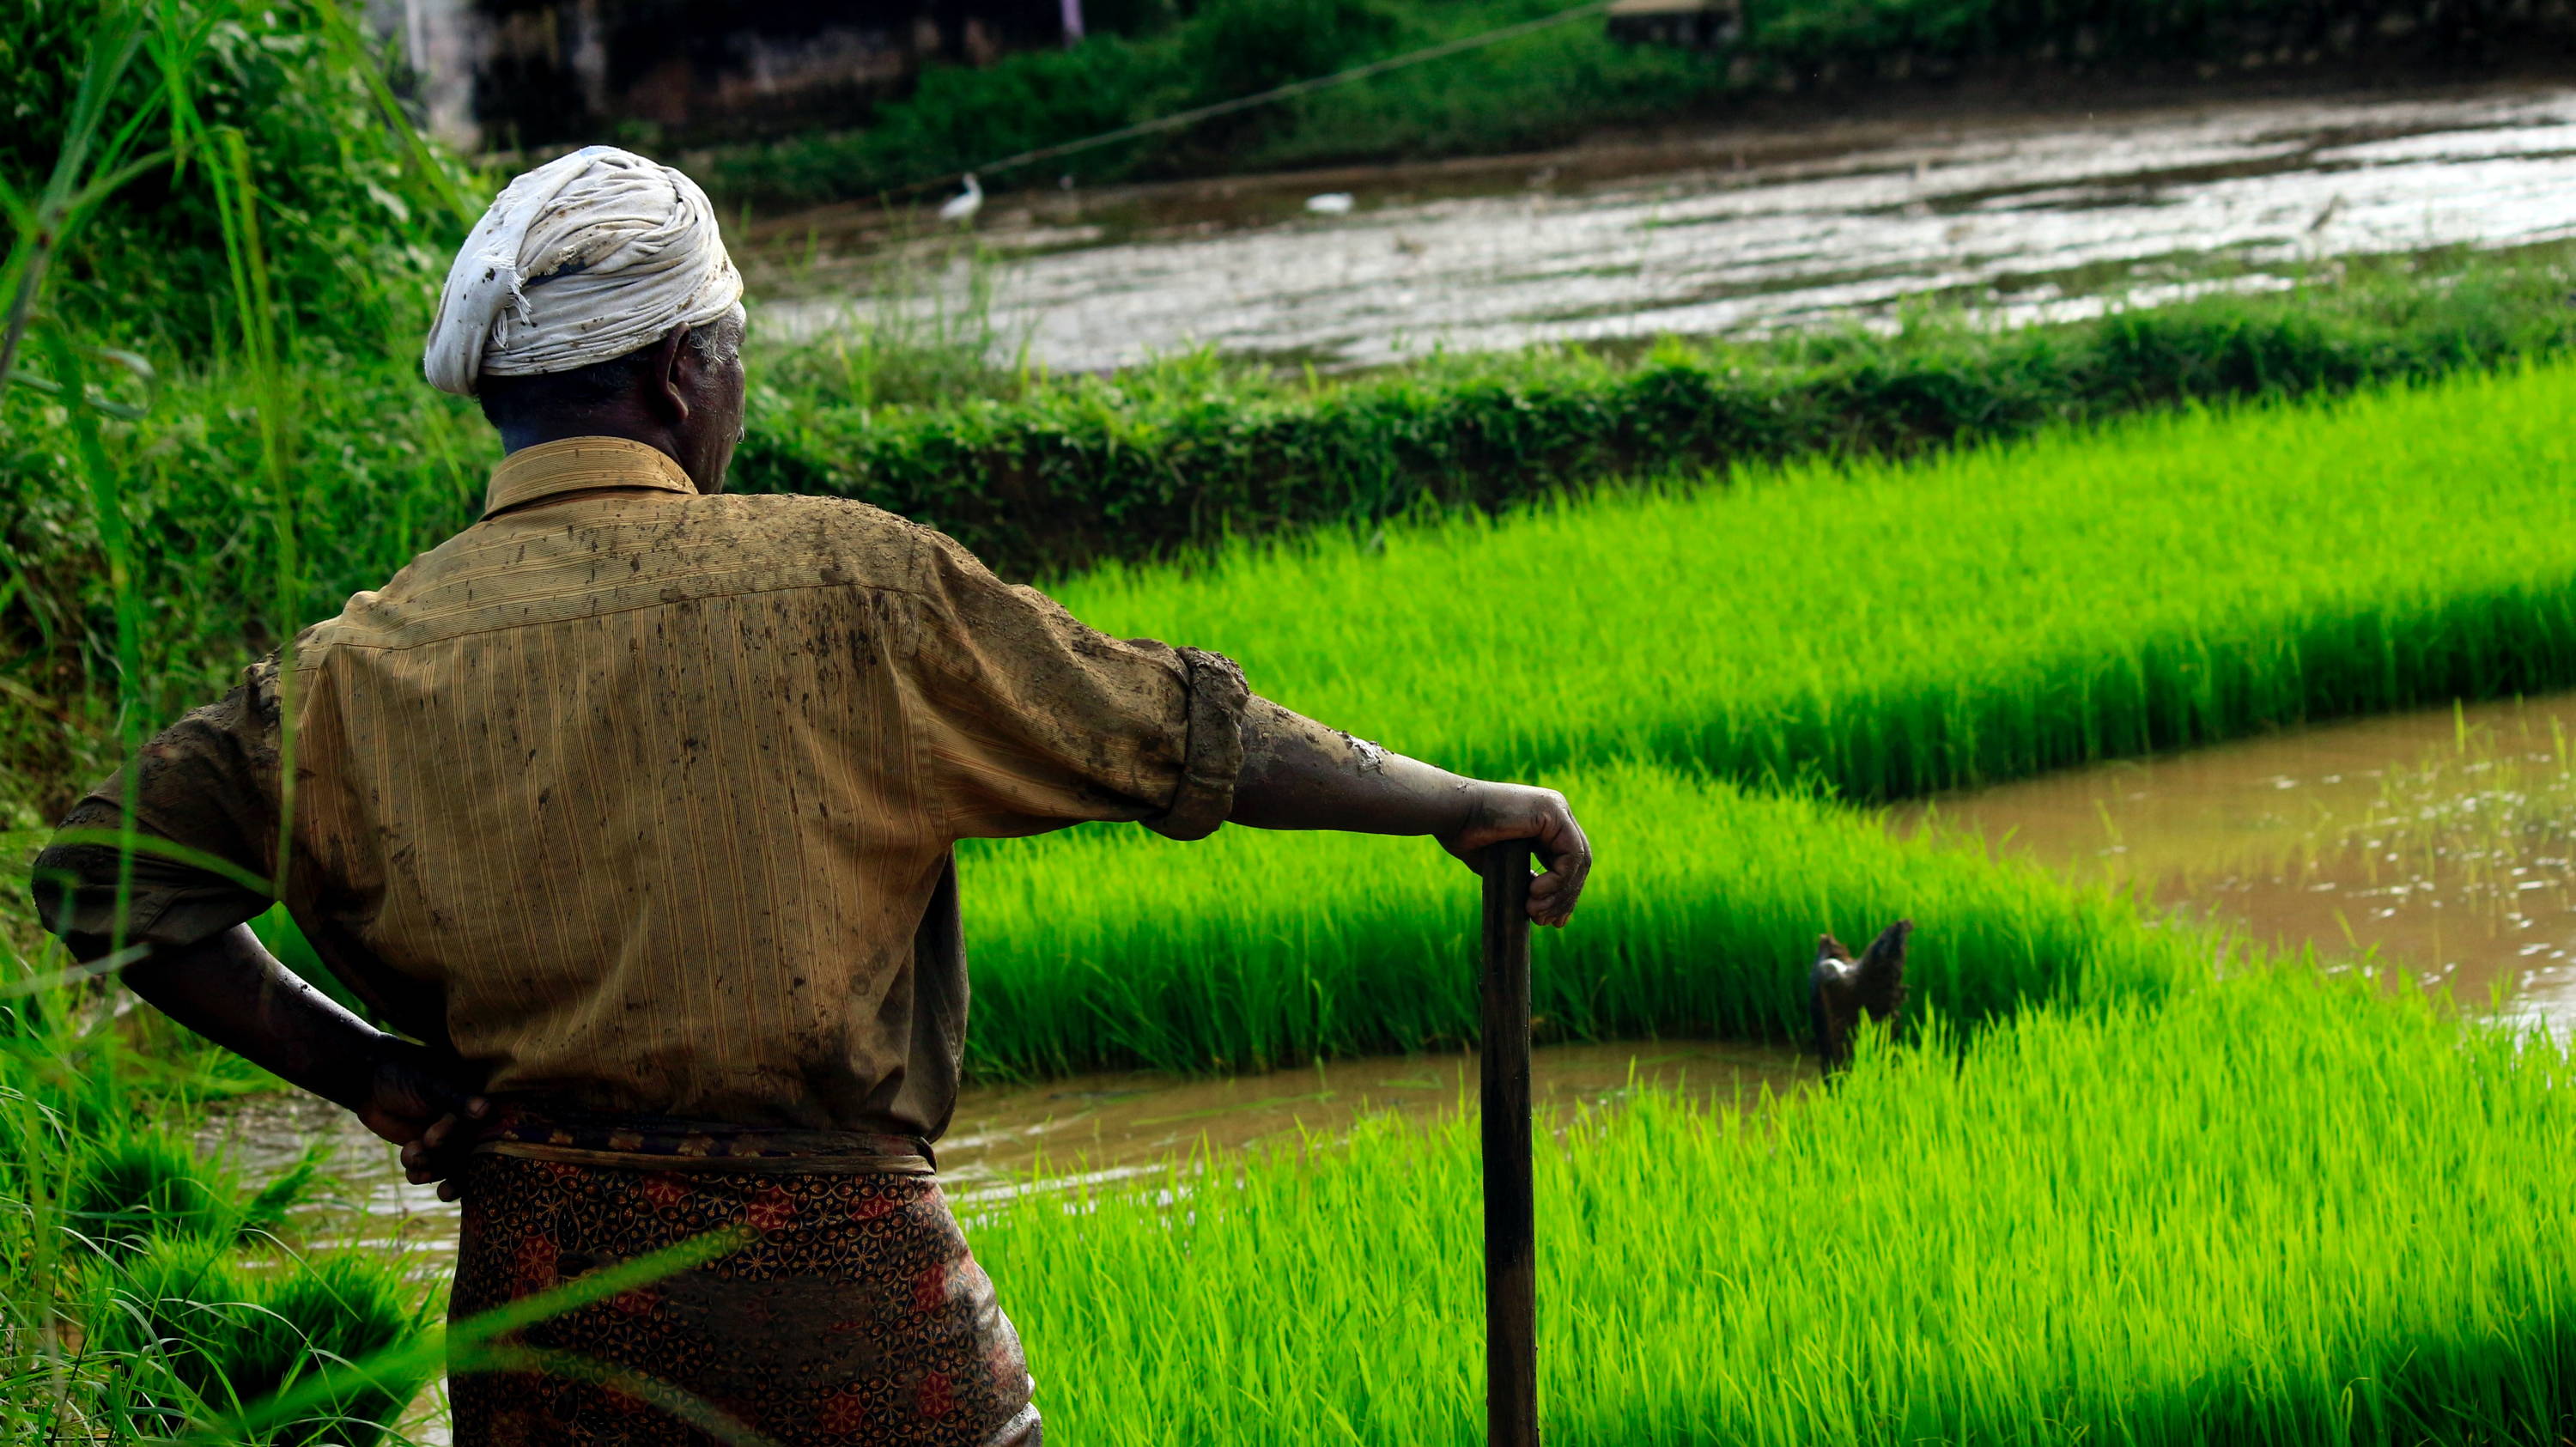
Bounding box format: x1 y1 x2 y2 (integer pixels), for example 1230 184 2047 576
470 1099 938 1176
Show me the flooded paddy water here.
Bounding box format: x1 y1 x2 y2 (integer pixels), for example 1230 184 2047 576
767 83 2576 371
200 1037 1811 1274
204 1040 1802 1440
1900 691 2576 1032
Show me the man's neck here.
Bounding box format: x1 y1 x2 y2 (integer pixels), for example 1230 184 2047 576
496 413 681 465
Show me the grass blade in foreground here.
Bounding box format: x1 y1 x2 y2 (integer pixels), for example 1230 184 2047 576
975 969 2576 1445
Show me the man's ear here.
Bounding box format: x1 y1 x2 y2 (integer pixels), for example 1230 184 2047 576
647 324 693 426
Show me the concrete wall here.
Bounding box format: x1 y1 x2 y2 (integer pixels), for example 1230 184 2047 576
378 0 1074 154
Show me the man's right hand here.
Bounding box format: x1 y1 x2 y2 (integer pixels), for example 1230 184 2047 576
1228 697 1595 927
355 1036 489 1202
1436 781 1593 927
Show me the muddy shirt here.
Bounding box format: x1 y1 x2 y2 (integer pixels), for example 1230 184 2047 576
29 435 1249 1138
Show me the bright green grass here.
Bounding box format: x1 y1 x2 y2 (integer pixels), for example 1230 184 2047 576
957 762 2191 1076
956 362 2576 1075
975 967 2576 1445
1055 358 2576 802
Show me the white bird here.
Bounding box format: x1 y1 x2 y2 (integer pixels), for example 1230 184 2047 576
1305 192 1355 216
939 173 983 225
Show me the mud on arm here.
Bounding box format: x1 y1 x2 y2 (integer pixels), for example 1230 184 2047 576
1228 697 1593 927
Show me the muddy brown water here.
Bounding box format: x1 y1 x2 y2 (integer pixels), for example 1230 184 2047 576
1895 692 2576 1032
199 1038 1812 1274
762 83 2576 372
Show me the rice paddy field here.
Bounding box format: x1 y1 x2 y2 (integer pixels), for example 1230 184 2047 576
975 970 2576 1446
1054 360 2576 799
9 9 2576 1436
15 322 2576 1444
927 362 2576 1442
959 359 2576 1073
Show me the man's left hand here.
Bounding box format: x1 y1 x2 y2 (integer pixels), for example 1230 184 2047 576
354 1037 489 1202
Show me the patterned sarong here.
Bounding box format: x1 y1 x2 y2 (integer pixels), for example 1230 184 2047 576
448 1107 1040 1447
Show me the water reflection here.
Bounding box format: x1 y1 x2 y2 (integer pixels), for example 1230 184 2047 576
765 86 2576 371
1899 694 2576 1031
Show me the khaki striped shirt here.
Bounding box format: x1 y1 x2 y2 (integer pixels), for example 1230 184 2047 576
33 436 1248 1138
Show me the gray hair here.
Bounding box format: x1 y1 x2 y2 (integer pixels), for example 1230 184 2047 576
684 302 748 369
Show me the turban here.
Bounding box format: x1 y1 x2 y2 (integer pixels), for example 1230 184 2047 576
422 146 744 396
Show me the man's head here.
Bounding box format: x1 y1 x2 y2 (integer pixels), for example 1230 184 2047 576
422 147 748 492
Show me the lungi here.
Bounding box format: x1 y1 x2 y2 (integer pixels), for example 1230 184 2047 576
447 1106 1040 1447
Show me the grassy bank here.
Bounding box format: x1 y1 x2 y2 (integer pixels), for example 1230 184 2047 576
977 966 2576 1444
739 250 2576 581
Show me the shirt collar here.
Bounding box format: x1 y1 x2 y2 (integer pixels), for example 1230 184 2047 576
483 435 699 519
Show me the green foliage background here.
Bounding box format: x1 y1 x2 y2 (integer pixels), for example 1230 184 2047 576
0 0 469 357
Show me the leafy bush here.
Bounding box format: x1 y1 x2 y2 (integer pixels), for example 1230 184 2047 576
0 0 470 359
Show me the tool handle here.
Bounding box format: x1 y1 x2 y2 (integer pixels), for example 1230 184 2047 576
1480 840 1538 1447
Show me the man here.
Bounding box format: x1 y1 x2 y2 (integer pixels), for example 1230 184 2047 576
31 147 1590 1446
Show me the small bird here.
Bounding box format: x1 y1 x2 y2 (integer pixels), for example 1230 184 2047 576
939 173 984 225
1808 920 1911 1072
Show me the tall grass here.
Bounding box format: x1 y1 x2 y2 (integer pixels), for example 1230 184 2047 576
975 966 2576 1444
1054 356 2576 801
1 8 448 1440
957 761 2190 1076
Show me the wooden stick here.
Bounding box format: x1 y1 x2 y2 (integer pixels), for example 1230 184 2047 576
1480 840 1538 1447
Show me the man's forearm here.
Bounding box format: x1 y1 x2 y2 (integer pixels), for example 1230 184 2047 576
1224 697 1594 926
1227 698 1478 836
116 924 386 1110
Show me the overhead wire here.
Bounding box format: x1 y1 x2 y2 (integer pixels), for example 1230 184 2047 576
892 0 1619 203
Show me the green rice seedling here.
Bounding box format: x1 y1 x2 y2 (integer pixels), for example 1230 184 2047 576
64 1128 329 1255
70 1132 250 1252
970 965 2576 1445
90 1237 429 1447
1053 357 2576 802
958 760 2193 1076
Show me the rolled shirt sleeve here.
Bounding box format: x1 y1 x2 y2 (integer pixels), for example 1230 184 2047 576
27 660 282 956
906 530 1249 842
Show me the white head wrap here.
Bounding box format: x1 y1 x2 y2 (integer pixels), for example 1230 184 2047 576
422 146 745 396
